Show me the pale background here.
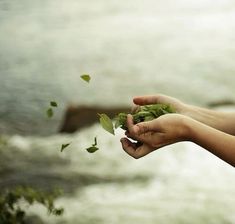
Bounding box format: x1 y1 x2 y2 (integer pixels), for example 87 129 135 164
0 0 235 223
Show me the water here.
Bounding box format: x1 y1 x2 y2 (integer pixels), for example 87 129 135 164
0 0 235 223
1 127 235 223
1 0 235 135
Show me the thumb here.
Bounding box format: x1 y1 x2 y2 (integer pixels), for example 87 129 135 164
134 120 157 135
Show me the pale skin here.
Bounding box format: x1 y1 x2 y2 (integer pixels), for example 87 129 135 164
120 94 235 167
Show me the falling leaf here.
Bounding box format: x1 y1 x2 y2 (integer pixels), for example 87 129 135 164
98 113 114 135
47 108 54 118
86 137 99 153
94 136 97 146
80 74 91 83
50 101 58 107
61 143 71 152
86 146 99 153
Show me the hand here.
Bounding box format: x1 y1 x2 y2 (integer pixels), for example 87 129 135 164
132 94 189 114
120 113 190 159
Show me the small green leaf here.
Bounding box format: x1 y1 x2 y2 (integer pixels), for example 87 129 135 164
98 113 115 135
61 143 71 152
86 137 99 153
86 146 99 153
114 113 127 129
94 136 97 146
80 74 91 83
50 101 58 107
47 108 53 118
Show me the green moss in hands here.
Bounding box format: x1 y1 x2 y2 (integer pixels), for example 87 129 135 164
114 104 176 130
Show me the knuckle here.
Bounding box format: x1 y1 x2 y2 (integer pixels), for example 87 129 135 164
142 125 149 134
135 123 147 134
134 124 141 134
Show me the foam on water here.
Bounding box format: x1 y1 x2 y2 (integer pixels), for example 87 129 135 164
1 124 234 223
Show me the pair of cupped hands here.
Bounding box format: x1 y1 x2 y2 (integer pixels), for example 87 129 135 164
120 94 193 159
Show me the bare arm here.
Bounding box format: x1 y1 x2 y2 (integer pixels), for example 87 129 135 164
120 94 235 167
186 117 235 167
185 105 235 136
133 94 235 135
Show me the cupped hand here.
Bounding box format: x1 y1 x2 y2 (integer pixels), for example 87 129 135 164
132 94 189 114
120 113 190 159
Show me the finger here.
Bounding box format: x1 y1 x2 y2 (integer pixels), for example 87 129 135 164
126 114 157 144
131 105 140 113
133 120 159 135
126 114 134 132
120 138 152 159
125 130 145 142
120 138 137 156
134 144 153 158
129 121 164 147
133 95 163 105
126 114 140 136
125 130 133 139
126 133 139 142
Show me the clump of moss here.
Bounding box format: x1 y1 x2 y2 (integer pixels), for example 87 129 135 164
114 104 175 130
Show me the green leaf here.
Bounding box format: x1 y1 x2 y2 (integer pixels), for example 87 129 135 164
114 113 127 129
98 113 115 135
50 101 58 107
61 143 71 152
80 74 91 83
94 136 97 146
47 108 53 118
86 137 99 153
86 146 99 153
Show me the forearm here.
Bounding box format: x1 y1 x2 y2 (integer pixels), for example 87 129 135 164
186 118 235 167
184 105 235 135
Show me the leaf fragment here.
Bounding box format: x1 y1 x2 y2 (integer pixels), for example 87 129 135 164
50 101 58 107
98 113 115 135
94 136 97 146
86 137 99 153
61 143 71 152
80 74 91 83
47 108 54 118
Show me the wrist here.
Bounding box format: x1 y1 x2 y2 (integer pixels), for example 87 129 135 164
180 116 198 142
180 103 195 116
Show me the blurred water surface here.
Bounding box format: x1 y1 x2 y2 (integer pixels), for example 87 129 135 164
1 126 235 224
0 0 235 223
